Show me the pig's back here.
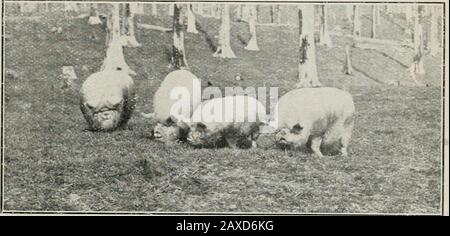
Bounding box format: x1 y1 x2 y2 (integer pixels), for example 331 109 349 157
81 70 133 109
191 96 267 129
153 70 201 123
276 87 354 127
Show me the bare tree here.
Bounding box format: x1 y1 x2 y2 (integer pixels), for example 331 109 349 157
101 3 135 75
235 5 243 21
386 5 393 15
242 5 251 22
346 5 353 21
270 5 275 24
411 5 425 75
296 5 321 88
18 2 33 14
168 3 174 16
187 4 198 34
245 5 259 51
371 5 377 38
197 4 204 16
375 5 381 25
343 45 354 75
121 3 141 47
353 5 361 38
317 5 332 47
429 5 440 56
64 2 78 13
88 3 102 41
277 5 282 24
88 3 102 25
405 5 413 24
152 3 157 16
171 4 188 69
214 5 221 19
44 2 50 12
213 5 236 58
131 3 144 15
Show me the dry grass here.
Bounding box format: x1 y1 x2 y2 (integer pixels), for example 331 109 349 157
2 7 443 213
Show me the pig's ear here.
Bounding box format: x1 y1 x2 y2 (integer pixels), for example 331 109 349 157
166 115 178 126
195 122 207 131
291 123 303 133
177 120 190 131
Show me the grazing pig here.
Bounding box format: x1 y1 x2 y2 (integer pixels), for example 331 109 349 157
186 96 267 148
152 69 202 143
152 121 190 144
274 87 355 157
80 70 136 131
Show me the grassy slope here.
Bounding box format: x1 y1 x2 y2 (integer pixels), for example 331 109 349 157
3 10 442 213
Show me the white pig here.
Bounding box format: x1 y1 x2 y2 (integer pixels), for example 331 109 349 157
152 69 202 143
273 87 355 157
80 70 136 131
186 96 267 148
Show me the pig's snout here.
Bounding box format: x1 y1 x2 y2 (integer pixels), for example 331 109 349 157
278 137 287 144
100 111 114 121
276 129 289 144
153 131 162 139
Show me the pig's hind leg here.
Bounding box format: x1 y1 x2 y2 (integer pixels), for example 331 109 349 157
310 136 324 157
339 119 354 157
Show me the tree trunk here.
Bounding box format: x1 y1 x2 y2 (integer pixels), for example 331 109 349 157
386 5 393 15
88 3 102 25
242 5 250 22
353 5 361 38
132 3 144 15
405 5 413 24
197 4 204 16
371 5 377 38
318 5 332 47
346 5 353 21
296 6 321 88
213 5 236 58
343 45 353 75
171 4 188 69
101 3 135 75
376 5 381 25
168 4 174 16
22 2 37 14
64 3 78 12
235 5 243 20
277 5 282 24
374 5 380 25
214 5 221 19
429 5 440 56
121 3 141 47
412 5 425 75
187 4 198 34
245 5 259 51
152 3 157 16
270 5 275 24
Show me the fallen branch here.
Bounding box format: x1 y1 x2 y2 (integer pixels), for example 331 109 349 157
137 23 172 32
257 23 297 28
346 35 413 49
408 65 425 86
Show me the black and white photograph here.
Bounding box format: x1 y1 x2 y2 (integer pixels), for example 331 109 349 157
0 0 448 216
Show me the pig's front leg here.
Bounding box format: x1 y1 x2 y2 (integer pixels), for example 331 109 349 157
249 133 258 148
311 136 324 157
225 137 239 149
251 140 258 148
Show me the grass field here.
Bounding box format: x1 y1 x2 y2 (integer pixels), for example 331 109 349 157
2 7 443 213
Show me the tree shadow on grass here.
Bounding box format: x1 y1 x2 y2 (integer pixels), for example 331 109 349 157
196 21 217 53
237 34 248 46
